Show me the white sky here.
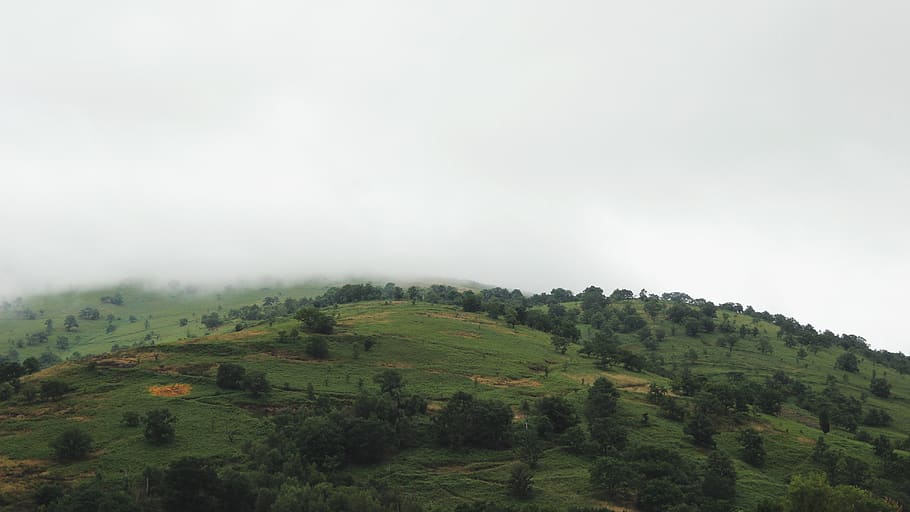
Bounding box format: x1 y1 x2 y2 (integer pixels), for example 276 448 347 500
1 1 908 352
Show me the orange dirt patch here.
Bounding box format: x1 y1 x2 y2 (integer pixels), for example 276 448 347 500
594 500 639 512
797 436 816 445
148 384 192 397
470 375 541 388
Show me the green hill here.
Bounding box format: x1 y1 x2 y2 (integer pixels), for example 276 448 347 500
1 283 908 511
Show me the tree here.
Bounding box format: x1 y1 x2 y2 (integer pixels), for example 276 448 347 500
242 371 270 397
590 456 635 499
702 450 737 501
462 291 482 312
550 335 570 354
757 338 774 354
784 473 895 512
819 409 831 434
585 377 619 422
51 428 93 460
40 380 72 401
22 357 41 374
435 392 512 449
200 312 222 329
738 428 766 466
144 408 177 444
162 457 222 512
507 463 533 499
78 307 100 320
537 395 578 434
305 337 329 359
295 307 336 334
835 352 860 373
684 411 716 447
870 376 891 398
373 369 404 396
216 363 246 390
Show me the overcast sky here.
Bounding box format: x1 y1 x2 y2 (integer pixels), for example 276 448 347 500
1 1 908 352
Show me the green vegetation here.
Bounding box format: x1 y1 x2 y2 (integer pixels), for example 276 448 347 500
0 281 908 511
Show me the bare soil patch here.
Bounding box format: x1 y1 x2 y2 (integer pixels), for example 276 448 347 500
377 361 413 369
149 384 192 397
470 375 541 388
0 456 47 495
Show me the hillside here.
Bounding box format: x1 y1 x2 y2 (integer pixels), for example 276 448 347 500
1 283 909 511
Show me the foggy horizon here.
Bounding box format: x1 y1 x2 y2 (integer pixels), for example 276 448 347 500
2 1 909 353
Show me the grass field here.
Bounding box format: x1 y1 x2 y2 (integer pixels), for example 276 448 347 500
1 285 909 510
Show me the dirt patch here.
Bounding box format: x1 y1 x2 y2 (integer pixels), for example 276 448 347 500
149 384 192 397
377 362 412 369
448 331 481 339
433 461 505 475
0 456 47 495
208 330 267 341
797 436 816 445
594 500 639 512
568 372 649 388
339 311 392 325
470 375 541 388
96 357 139 369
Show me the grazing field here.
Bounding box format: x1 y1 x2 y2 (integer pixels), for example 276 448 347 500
1 284 908 511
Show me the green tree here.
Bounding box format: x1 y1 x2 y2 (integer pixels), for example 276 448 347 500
702 450 737 501
738 428 766 466
305 337 330 359
121 411 140 427
835 352 860 373
144 408 177 444
684 411 716 447
22 357 41 374
373 369 404 396
589 456 635 499
819 409 831 434
295 307 336 334
550 335 570 354
584 377 619 422
241 370 270 397
40 380 72 401
51 428 93 460
216 363 246 389
462 291 482 312
537 395 578 434
869 376 891 398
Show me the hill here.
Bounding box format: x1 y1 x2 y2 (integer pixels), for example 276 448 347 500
1 283 908 511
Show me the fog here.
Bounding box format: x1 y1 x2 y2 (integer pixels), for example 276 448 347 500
1 1 908 352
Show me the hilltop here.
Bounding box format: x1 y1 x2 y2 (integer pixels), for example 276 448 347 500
1 282 908 511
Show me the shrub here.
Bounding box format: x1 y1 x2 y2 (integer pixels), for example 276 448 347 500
121 411 141 427
305 338 330 359
507 463 533 499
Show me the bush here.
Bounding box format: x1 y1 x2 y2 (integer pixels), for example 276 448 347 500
738 428 766 467
121 411 141 427
435 391 512 449
51 428 93 460
507 463 533 499
870 377 891 398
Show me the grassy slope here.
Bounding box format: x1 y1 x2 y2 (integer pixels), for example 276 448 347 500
1 289 909 511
